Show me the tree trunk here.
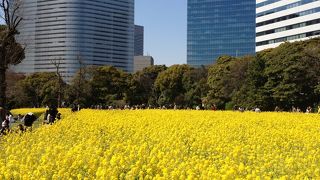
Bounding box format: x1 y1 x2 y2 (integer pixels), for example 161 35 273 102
0 66 6 123
0 66 6 109
58 79 61 108
57 73 62 108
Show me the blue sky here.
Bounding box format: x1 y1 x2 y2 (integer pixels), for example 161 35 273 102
135 0 187 66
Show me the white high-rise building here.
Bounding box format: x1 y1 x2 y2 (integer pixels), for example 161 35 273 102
14 0 134 81
256 0 320 51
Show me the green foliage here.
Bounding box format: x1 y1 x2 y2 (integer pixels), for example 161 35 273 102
206 56 252 109
1 20 25 109
125 65 167 106
64 64 91 107
206 38 320 110
262 39 320 110
12 72 62 107
154 65 192 106
89 66 128 105
6 71 25 109
66 66 128 107
154 65 208 108
231 54 269 109
7 38 320 110
182 66 209 108
225 101 235 110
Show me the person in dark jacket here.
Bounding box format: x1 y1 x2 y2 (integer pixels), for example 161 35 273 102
24 112 37 130
0 107 6 125
48 107 58 124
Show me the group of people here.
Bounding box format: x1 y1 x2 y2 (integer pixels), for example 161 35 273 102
71 104 81 112
275 106 320 113
1 112 14 134
59 103 320 113
0 111 37 135
233 106 261 113
87 104 218 111
0 106 61 136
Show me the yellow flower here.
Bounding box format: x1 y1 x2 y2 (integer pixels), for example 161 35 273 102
0 109 319 179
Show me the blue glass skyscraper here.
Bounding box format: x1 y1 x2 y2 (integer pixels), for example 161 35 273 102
187 0 256 66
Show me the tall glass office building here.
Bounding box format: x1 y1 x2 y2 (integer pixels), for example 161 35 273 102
256 0 320 51
187 0 256 66
134 25 144 56
14 0 134 81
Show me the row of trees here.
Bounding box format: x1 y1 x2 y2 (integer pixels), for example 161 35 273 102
6 38 320 111
1 1 319 112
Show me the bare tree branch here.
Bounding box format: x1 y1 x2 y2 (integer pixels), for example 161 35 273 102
50 57 64 107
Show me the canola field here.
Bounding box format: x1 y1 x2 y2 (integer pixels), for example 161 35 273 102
1 109 320 179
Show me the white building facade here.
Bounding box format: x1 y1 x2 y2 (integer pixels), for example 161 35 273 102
15 0 134 81
256 0 320 51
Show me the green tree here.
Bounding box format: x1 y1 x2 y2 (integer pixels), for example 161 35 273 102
232 54 269 110
89 66 128 106
303 38 320 105
154 64 207 108
65 63 91 107
263 39 320 110
154 65 192 107
67 66 128 107
6 71 25 109
125 65 167 106
182 65 209 108
13 72 62 107
207 56 252 109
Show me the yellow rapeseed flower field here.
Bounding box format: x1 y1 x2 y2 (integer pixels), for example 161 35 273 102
10 108 47 116
1 109 320 179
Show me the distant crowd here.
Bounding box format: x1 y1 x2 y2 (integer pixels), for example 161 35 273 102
75 103 320 114
1 103 319 136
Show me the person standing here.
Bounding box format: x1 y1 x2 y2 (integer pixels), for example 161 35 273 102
44 107 49 120
255 107 261 113
1 115 10 135
6 113 14 128
48 106 58 124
